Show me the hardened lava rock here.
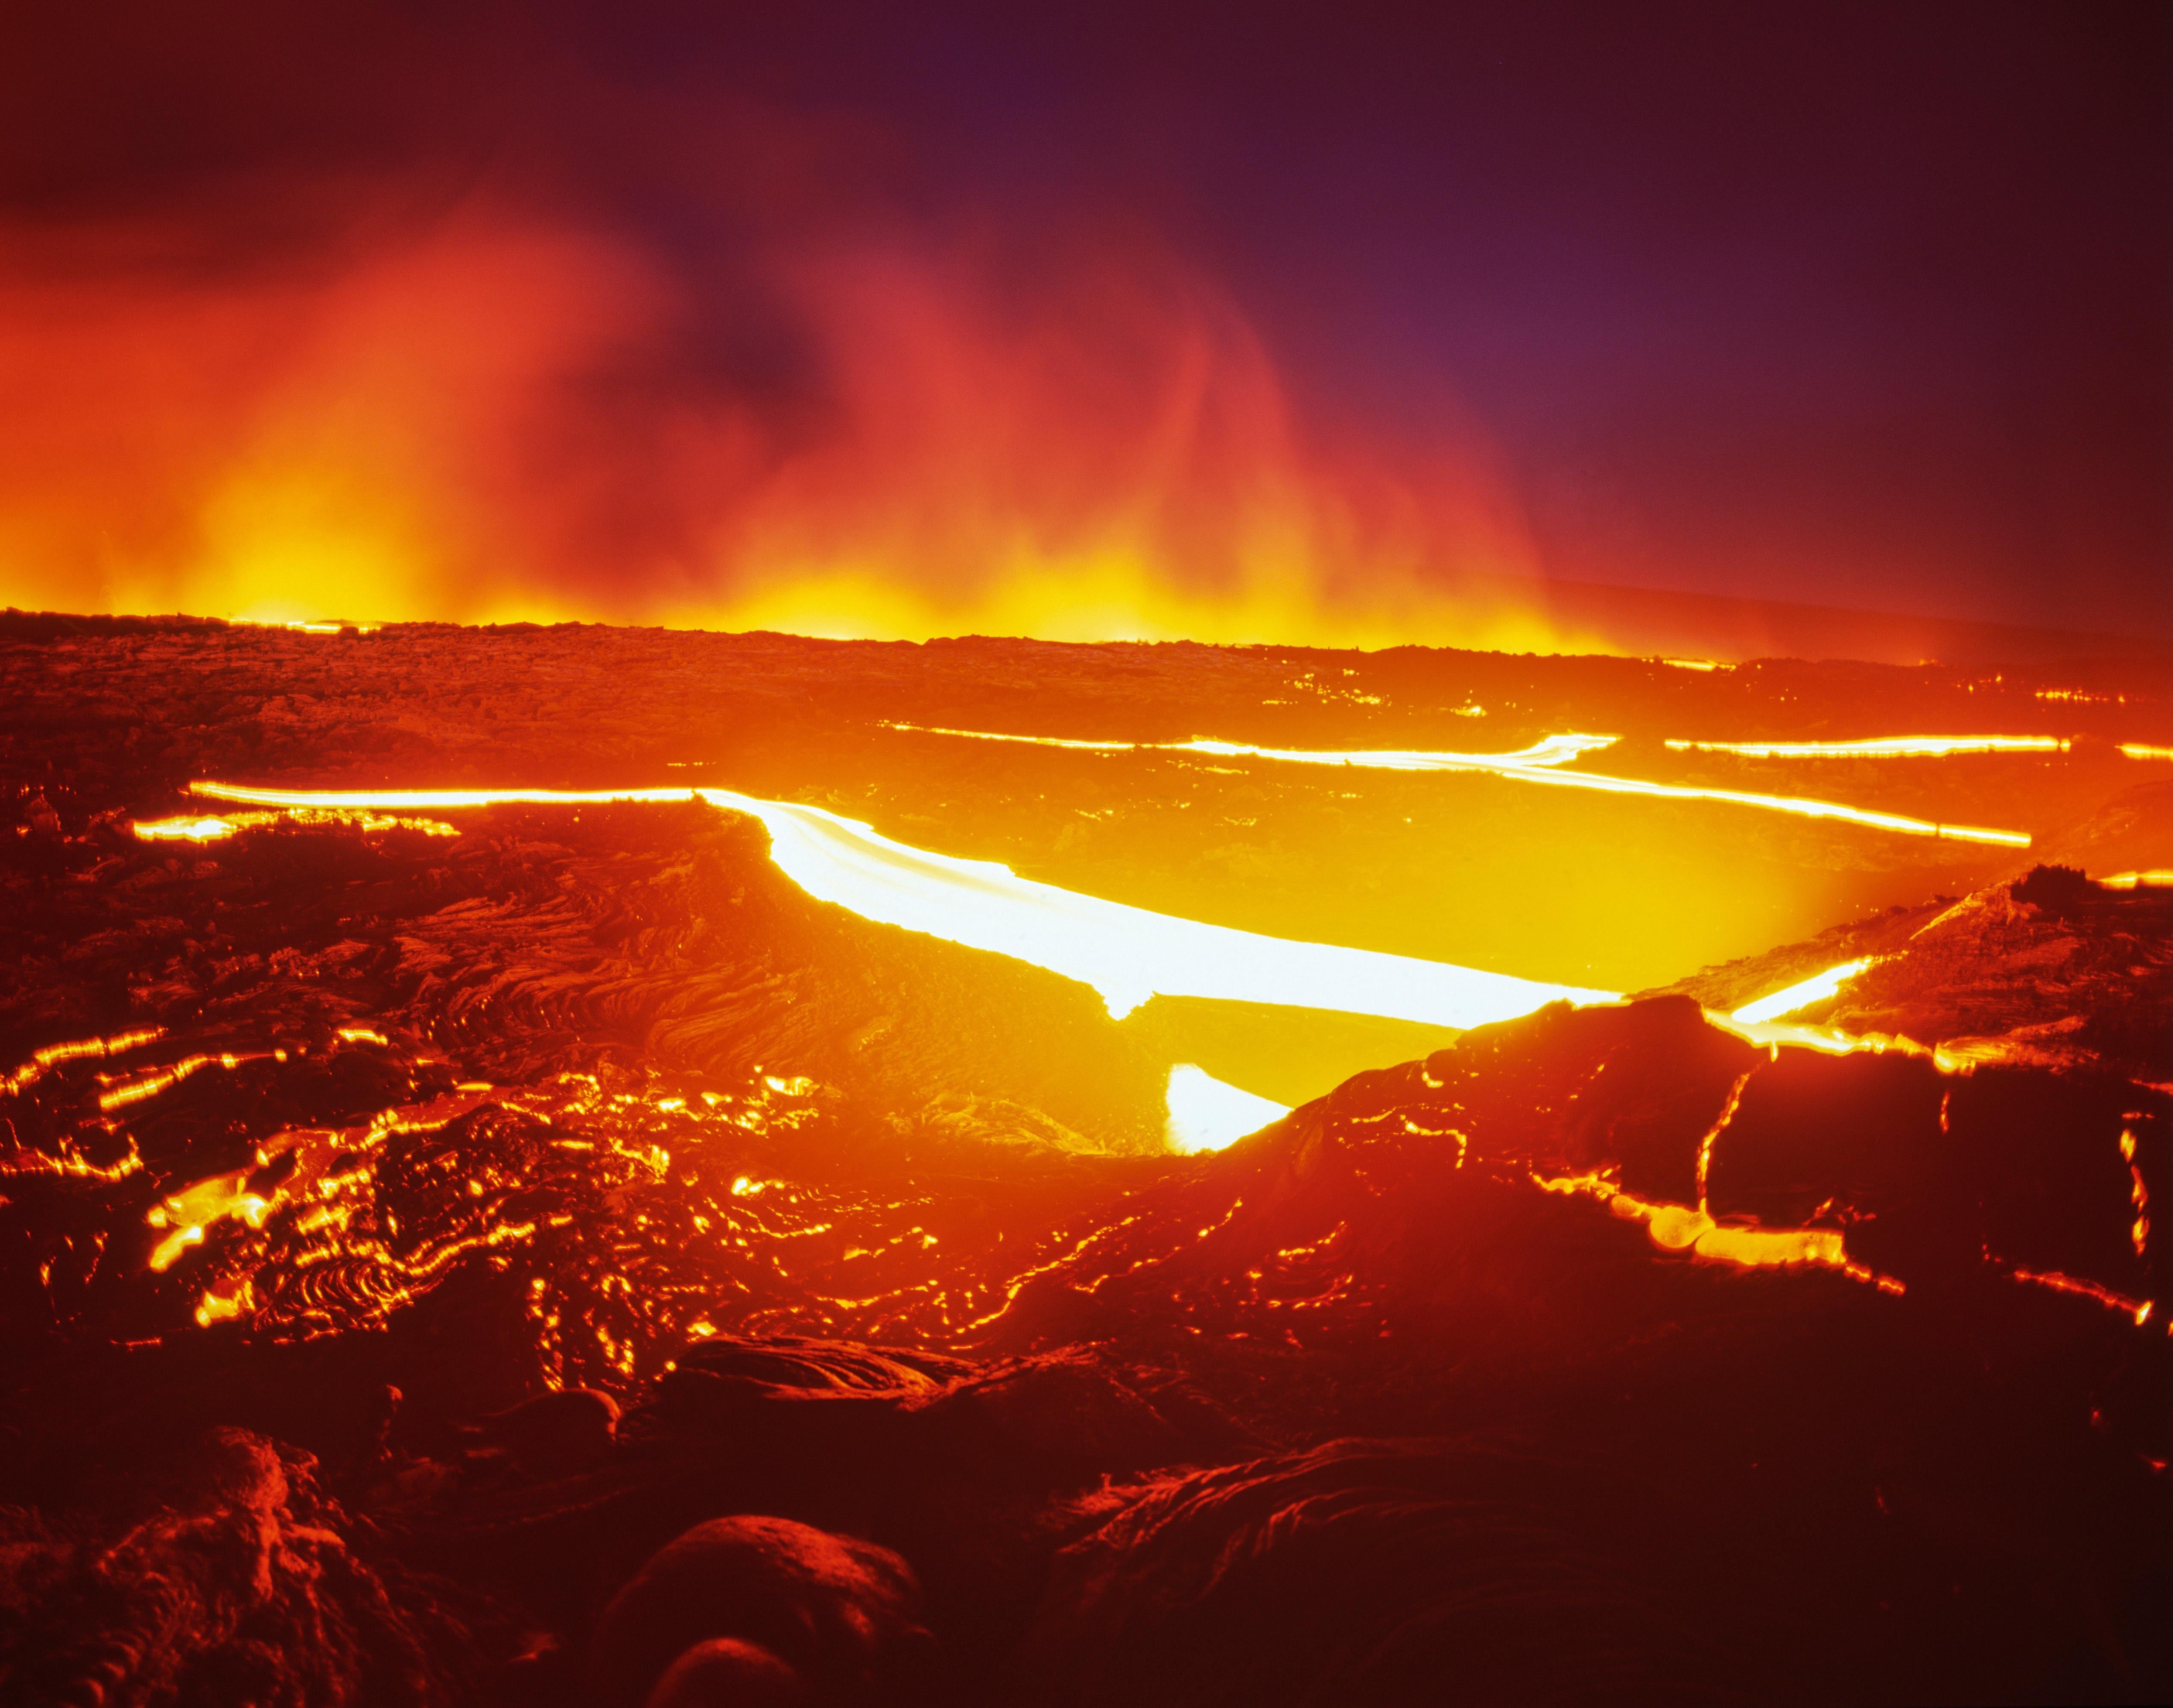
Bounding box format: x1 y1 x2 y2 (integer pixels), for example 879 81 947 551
0 1428 497 1708
588 1515 936 1708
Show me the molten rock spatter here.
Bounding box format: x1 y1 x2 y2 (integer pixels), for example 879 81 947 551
588 1516 936 1708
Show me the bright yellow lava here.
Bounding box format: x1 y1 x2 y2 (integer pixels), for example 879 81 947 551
99 1049 272 1112
3 1026 166 1095
135 809 456 842
1729 957 1879 1025
2102 870 2173 891
147 1166 274 1271
889 722 1616 770
1531 1170 1897 1290
2119 743 2173 762
887 724 2032 847
230 617 380 636
135 815 244 842
185 781 1619 1029
1667 735 2064 758
1164 1064 1290 1155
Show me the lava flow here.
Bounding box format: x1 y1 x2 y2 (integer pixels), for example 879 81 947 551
886 722 2036 845
4 2 2171 1695
1665 734 2066 758
187 779 1618 1027
3 625 2170 1708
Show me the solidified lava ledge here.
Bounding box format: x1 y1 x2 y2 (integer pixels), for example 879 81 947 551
3 618 2170 1706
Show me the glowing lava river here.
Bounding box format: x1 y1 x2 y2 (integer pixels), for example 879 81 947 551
183 779 1618 1027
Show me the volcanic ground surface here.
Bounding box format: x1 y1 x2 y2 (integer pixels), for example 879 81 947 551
2 614 2169 1706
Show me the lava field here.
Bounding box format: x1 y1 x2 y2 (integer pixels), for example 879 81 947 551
3 615 2170 1706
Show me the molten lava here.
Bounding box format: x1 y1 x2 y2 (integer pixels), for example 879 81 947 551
1163 1065 1290 1155
185 781 1619 1028
135 809 456 841
886 723 2035 846
1728 957 1880 1025
1530 1168 1894 1289
1665 735 2064 758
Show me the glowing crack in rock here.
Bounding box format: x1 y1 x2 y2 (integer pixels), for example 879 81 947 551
186 781 1617 1028
1531 1170 1899 1290
2008 1265 2156 1328
1666 735 2064 758
97 1049 279 1112
3 1026 166 1095
1729 957 1880 1025
1164 1064 1291 1155
885 724 2032 847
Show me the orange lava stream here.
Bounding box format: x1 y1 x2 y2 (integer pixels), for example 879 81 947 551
1691 955 2027 1075
2121 1128 2149 1258
1666 735 2064 758
887 722 1615 769
134 809 457 841
141 1080 563 1329
1164 1064 1290 1154
133 815 251 842
3 1026 166 1096
1530 1169 1900 1292
1728 958 1880 1025
2008 1266 2156 1329
98 1048 283 1112
184 781 1617 1029
886 724 2033 847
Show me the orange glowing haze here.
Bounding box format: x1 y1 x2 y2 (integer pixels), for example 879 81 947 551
0 206 1596 651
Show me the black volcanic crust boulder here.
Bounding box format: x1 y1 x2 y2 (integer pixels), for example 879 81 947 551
588 1515 934 1708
